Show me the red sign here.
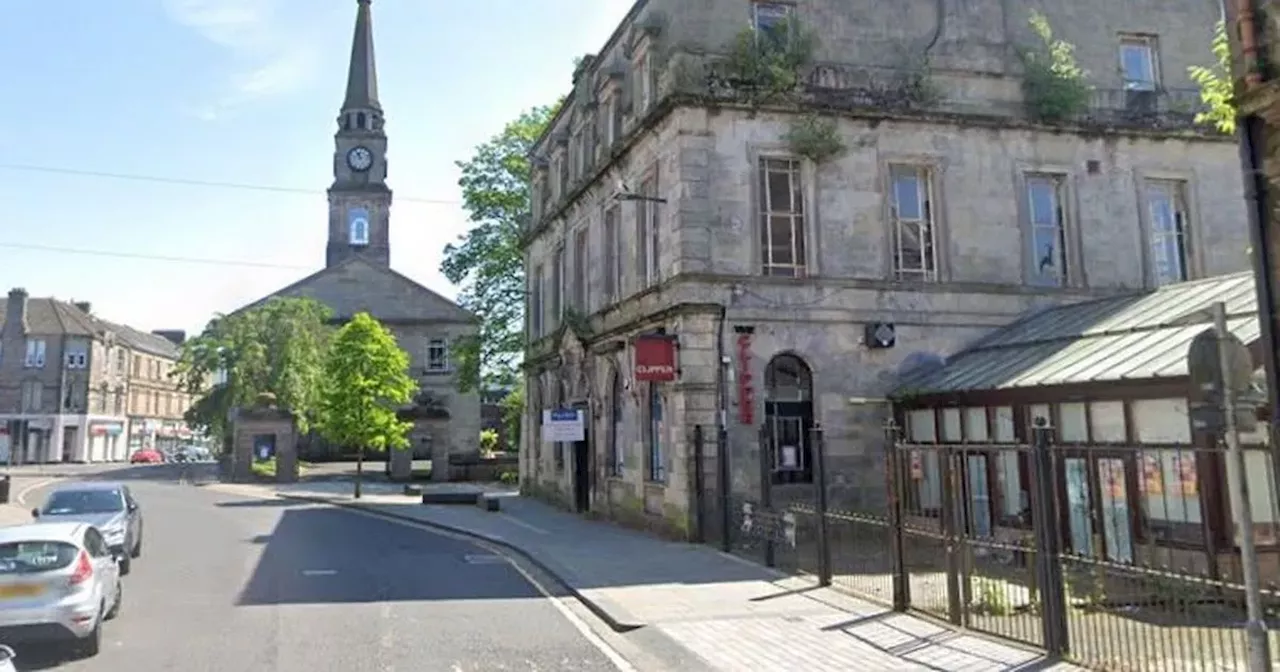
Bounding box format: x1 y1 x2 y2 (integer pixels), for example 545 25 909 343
634 335 677 382
737 333 754 424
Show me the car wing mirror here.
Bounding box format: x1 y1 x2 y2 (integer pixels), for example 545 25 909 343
0 644 14 661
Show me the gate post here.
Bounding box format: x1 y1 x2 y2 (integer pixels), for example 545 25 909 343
758 423 776 568
1029 416 1069 657
693 424 706 544
884 419 909 611
810 423 832 586
717 425 732 553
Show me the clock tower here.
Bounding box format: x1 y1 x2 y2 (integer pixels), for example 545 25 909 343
327 0 391 269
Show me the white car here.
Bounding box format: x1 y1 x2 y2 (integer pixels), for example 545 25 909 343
0 645 14 672
0 523 123 658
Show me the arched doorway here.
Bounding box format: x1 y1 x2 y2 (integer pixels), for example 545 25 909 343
764 353 814 484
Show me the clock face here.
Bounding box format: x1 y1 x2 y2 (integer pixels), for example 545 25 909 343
347 146 373 171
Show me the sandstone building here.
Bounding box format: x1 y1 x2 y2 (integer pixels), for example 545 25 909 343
519 0 1249 536
0 289 191 463
234 0 481 465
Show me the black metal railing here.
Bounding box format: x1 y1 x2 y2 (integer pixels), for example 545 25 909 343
688 421 1280 671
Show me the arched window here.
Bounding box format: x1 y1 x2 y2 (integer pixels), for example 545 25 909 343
607 372 623 476
764 353 814 484
349 218 369 245
356 112 367 129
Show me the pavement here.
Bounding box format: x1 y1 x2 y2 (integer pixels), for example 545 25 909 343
207 479 1085 672
0 464 630 671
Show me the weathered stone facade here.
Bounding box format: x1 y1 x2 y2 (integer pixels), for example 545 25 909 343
520 0 1249 536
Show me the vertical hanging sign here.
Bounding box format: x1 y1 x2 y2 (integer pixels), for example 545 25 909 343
737 331 754 424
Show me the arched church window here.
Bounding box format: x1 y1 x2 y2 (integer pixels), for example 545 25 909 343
349 218 369 245
357 112 367 129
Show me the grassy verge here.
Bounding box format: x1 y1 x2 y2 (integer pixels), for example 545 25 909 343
250 457 312 478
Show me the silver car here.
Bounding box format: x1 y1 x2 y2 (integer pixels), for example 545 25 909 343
32 483 143 575
0 523 122 658
0 645 14 672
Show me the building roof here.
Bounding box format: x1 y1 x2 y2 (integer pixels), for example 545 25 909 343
94 319 180 359
0 295 180 359
896 272 1259 395
0 297 99 336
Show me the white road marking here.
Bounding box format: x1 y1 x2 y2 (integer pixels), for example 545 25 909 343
463 554 508 565
16 478 57 506
499 514 549 535
301 569 337 576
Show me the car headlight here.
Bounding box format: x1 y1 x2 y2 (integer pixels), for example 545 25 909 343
101 526 125 541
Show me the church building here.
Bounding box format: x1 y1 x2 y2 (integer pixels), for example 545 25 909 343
237 0 481 467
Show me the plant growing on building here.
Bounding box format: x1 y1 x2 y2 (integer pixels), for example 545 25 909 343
895 54 943 109
173 297 332 454
717 17 816 105
1189 20 1236 133
443 101 561 393
1018 11 1092 122
784 113 845 163
316 312 416 498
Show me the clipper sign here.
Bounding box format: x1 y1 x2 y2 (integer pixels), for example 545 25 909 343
633 335 678 382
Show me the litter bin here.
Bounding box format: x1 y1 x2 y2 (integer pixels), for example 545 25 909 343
0 475 12 504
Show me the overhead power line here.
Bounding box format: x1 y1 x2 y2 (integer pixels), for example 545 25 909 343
0 162 462 206
0 242 311 270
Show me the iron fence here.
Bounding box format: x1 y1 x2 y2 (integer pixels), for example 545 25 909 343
689 422 1280 671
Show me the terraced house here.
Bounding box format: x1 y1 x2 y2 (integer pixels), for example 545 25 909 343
520 0 1249 536
0 288 191 463
111 326 192 455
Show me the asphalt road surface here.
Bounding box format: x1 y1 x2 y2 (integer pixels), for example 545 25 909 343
10 465 625 671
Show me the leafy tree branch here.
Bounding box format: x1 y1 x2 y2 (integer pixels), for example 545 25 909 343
1189 20 1235 133
442 103 560 392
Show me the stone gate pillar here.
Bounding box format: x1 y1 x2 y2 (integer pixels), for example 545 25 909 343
229 404 299 483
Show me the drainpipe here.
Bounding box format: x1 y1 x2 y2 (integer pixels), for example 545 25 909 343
1229 0 1280 524
56 334 69 465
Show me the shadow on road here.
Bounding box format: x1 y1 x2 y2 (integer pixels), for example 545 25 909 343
8 644 84 671
235 505 548 606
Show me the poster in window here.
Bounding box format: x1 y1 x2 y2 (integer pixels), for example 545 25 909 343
1176 454 1198 496
1141 453 1164 495
780 445 798 469
1102 460 1126 500
910 451 923 480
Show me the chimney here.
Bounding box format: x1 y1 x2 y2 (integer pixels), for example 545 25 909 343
72 301 91 314
152 329 186 346
4 288 28 335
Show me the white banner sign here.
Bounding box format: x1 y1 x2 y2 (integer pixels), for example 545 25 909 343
541 409 584 442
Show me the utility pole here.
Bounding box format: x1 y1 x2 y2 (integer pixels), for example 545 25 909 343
1213 302 1272 670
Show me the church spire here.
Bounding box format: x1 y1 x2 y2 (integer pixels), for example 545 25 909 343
342 0 380 114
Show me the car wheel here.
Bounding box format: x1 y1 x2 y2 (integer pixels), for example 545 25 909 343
77 606 103 658
105 580 122 620
131 534 142 559
119 556 131 576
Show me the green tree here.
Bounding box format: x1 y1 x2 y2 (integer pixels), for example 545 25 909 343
441 102 560 393
499 382 524 451
316 312 416 498
173 297 332 453
1189 20 1235 133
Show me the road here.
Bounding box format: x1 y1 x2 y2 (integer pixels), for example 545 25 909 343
9 464 627 671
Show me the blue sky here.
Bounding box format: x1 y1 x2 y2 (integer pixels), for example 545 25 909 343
0 0 632 335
